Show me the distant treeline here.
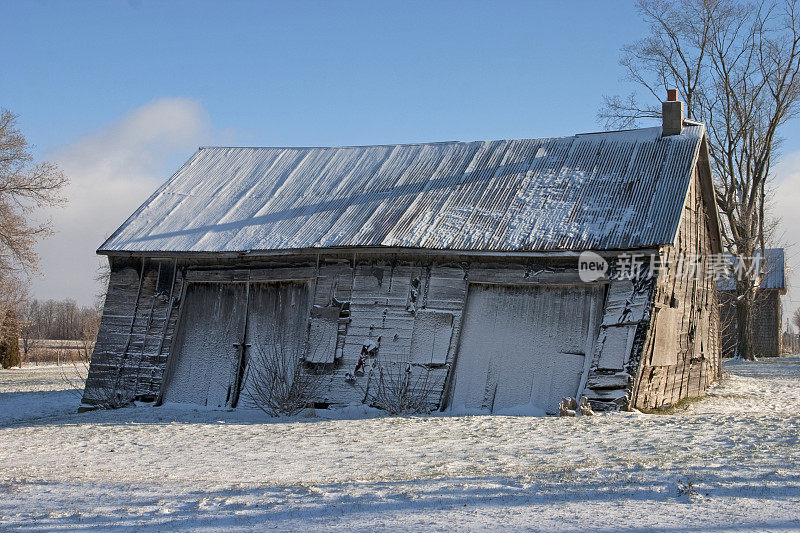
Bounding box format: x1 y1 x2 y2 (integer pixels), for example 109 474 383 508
21 299 101 341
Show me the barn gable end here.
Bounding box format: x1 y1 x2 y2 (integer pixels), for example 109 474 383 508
631 163 722 409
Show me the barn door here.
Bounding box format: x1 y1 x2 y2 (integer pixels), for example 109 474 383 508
237 282 312 408
161 282 247 408
163 281 312 409
449 284 603 415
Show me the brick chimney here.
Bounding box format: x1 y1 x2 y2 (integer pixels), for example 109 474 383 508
662 89 683 136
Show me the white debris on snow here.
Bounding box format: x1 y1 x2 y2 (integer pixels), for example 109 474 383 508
1 356 800 531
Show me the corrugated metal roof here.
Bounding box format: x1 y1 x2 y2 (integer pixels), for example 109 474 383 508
99 124 706 254
717 248 786 291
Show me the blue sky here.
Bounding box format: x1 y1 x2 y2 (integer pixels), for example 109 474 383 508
2 0 799 323
4 1 648 155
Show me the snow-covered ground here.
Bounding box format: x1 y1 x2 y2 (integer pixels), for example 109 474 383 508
1 358 799 532
0 365 86 426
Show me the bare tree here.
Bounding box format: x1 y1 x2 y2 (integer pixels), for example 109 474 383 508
18 299 40 363
94 257 110 312
0 109 67 317
793 307 800 331
600 0 800 360
20 298 97 341
0 275 28 328
0 309 21 368
58 312 99 398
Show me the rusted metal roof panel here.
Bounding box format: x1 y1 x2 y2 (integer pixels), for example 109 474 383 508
99 125 706 254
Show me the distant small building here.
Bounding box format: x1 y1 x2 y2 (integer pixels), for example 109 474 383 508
719 248 787 358
83 99 724 413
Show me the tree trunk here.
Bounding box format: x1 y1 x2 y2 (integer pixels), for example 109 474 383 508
736 280 755 360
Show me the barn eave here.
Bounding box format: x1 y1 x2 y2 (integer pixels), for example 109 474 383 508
97 245 663 260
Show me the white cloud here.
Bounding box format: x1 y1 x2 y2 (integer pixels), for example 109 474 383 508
33 98 212 305
772 152 800 330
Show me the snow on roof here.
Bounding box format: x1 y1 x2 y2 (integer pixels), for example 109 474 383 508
717 248 786 291
100 124 707 255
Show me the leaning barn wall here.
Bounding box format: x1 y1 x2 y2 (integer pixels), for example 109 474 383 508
84 255 506 407
83 257 185 404
310 260 467 407
581 276 656 410
84 245 719 411
632 168 721 410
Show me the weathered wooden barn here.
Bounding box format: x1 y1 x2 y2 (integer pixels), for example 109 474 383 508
83 102 723 414
719 248 786 358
